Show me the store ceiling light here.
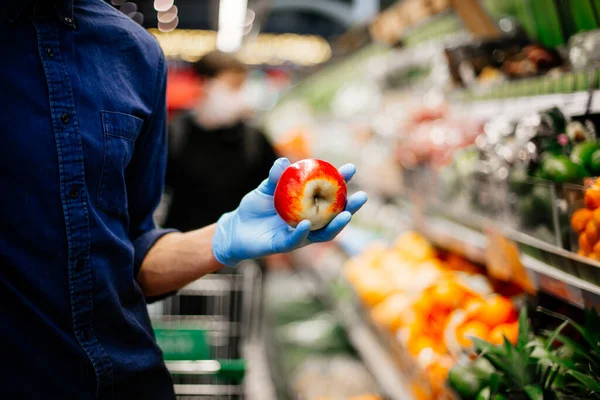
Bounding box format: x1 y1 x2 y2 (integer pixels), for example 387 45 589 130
242 9 254 35
111 0 126 5
157 5 178 23
216 0 248 53
129 11 144 25
158 16 179 32
153 0 174 12
149 29 332 66
245 9 255 26
119 2 137 15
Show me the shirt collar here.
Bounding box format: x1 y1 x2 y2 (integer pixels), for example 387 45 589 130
3 0 75 28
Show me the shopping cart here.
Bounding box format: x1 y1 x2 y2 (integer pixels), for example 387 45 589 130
148 262 263 399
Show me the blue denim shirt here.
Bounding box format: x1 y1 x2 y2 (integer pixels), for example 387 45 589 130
0 1 177 398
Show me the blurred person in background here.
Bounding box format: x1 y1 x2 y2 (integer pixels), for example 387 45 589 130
0 1 367 399
165 51 280 232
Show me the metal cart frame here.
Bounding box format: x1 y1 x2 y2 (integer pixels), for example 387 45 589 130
148 262 263 399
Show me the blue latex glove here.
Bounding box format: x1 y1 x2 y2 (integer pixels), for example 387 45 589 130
213 158 368 266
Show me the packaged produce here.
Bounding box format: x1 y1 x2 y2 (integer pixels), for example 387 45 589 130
445 38 562 88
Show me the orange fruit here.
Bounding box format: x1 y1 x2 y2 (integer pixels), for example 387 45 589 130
427 356 454 395
593 208 600 226
348 395 382 400
593 240 600 256
580 233 593 254
457 321 490 347
408 335 442 356
413 295 435 315
471 295 517 326
430 279 467 309
592 208 600 225
370 293 410 332
578 249 589 257
393 231 436 262
488 321 519 345
585 187 600 209
412 383 431 400
571 208 593 232
407 316 425 337
427 310 451 337
464 298 485 318
586 220 599 244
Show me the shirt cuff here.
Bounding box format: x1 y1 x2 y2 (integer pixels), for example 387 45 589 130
133 228 178 303
133 227 178 278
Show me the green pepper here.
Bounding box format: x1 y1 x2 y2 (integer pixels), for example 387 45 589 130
541 154 587 182
571 141 600 168
590 149 600 176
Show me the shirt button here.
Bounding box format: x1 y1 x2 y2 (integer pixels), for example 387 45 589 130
61 113 69 124
64 17 73 24
46 48 54 58
69 186 79 199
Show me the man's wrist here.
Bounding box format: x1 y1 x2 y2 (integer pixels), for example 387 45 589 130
212 211 238 267
138 225 223 297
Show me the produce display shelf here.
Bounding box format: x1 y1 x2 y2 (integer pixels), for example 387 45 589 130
421 215 600 309
293 246 417 400
457 89 600 120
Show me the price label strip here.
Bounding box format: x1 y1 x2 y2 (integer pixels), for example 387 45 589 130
536 273 585 308
485 230 537 294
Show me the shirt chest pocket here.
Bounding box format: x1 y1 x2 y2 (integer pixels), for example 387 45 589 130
98 111 144 217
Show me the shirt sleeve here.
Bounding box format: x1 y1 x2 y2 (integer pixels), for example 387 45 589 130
126 51 178 280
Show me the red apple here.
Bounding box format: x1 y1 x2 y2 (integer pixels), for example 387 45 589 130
274 159 347 230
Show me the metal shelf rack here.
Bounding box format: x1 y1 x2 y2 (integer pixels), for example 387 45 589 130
293 246 417 400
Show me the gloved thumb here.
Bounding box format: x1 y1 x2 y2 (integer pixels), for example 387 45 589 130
258 158 290 195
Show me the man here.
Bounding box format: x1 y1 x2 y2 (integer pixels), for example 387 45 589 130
0 0 366 399
165 51 279 232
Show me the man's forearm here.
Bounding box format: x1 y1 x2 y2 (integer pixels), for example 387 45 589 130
137 224 223 297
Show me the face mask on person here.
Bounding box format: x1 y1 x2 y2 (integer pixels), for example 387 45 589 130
194 81 251 129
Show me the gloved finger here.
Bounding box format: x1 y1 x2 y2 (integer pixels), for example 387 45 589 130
257 158 290 195
344 191 368 214
272 219 311 252
308 211 351 242
338 163 356 183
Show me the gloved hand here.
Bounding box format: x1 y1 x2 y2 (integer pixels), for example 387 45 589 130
213 158 368 266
